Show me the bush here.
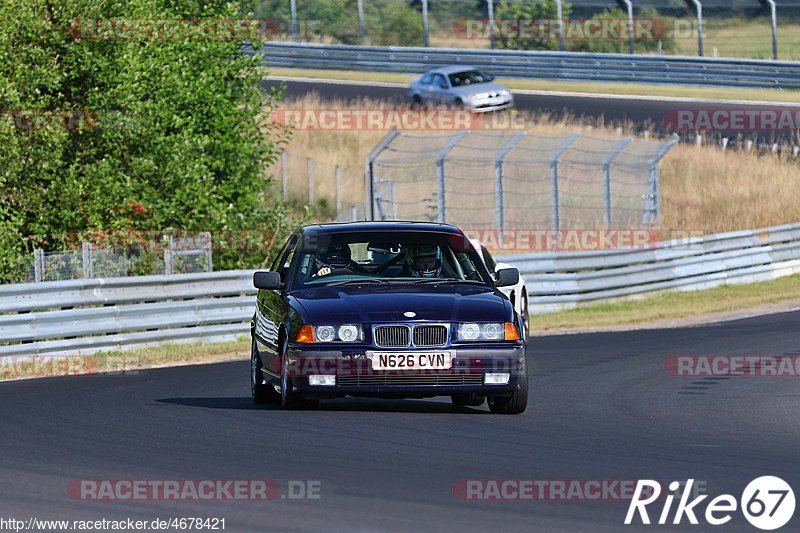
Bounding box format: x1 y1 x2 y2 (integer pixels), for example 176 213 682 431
0 0 298 283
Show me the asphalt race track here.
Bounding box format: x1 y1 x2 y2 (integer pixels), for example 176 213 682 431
2 310 799 532
264 78 797 143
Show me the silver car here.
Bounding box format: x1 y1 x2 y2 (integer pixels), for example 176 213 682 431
408 66 514 112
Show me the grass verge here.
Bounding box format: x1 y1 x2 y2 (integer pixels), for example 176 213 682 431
531 274 800 332
267 67 800 104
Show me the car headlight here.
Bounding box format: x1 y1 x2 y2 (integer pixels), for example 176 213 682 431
456 322 520 341
472 92 489 100
499 89 509 96
311 325 363 343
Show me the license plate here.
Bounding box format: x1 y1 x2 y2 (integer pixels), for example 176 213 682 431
369 352 453 370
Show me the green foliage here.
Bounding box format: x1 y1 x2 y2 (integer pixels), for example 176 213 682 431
494 0 567 51
0 0 299 282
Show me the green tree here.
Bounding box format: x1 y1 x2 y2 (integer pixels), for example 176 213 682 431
494 0 568 51
0 0 296 282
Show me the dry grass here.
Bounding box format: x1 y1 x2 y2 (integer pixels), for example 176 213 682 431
272 93 800 234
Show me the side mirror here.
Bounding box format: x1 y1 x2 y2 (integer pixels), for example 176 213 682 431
486 74 495 81
439 83 448 89
495 268 519 288
253 271 282 290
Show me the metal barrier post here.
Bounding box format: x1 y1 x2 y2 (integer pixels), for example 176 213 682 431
487 0 495 50
357 0 365 41
690 0 704 56
495 132 527 238
203 232 213 272
364 130 401 221
767 0 778 60
644 134 679 226
549 134 579 233
422 0 429 47
436 132 468 224
555 0 564 51
81 242 93 278
164 237 174 275
602 138 632 228
290 0 298 41
34 249 44 282
621 0 634 54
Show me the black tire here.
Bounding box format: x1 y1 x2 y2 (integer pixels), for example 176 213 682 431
451 393 485 407
488 367 528 415
280 344 319 410
453 98 464 109
251 336 279 404
411 94 423 107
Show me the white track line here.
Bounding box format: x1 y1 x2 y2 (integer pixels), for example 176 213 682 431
266 75 800 108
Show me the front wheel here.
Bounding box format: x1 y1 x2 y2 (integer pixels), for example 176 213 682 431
520 291 530 337
251 337 279 404
488 371 528 415
280 348 319 410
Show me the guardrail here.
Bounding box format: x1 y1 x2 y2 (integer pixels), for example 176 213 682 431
500 222 800 314
254 42 800 89
0 271 256 357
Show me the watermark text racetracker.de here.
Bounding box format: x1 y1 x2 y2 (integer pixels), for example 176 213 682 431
453 479 706 501
67 479 321 501
0 517 227 532
664 355 800 377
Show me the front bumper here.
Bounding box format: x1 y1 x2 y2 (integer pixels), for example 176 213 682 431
466 97 514 113
286 345 526 399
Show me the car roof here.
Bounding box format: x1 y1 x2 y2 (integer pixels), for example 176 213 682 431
426 65 478 75
300 221 464 237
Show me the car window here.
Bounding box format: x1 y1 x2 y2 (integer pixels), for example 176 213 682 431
420 73 433 84
448 69 490 87
481 246 497 272
291 231 492 289
273 234 299 282
269 236 293 272
432 74 447 88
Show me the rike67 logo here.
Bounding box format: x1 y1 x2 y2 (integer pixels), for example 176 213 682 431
625 477 795 530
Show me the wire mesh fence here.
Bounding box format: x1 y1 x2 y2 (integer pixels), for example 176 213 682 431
252 0 800 60
28 234 212 282
366 130 677 232
269 152 366 221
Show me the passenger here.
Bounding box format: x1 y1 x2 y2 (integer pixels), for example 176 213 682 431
402 245 442 279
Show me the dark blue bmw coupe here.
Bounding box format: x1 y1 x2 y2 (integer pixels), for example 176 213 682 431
250 221 528 414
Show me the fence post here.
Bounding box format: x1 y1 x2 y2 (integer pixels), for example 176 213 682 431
487 0 495 50
602 138 632 228
307 157 314 205
422 0 429 47
290 0 298 41
549 134 579 233
621 0 634 54
766 0 778 60
281 152 288 200
351 206 358 221
203 231 213 272
34 249 44 282
164 236 174 275
365 130 401 221
436 131 468 224
495 132 526 238
644 134 679 226
81 242 93 278
555 0 564 51
690 0 704 56
335 165 342 217
357 0 365 41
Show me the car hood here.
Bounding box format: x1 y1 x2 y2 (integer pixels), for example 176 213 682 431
449 82 509 97
289 283 509 325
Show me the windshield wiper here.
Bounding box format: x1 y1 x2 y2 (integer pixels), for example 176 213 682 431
329 279 390 286
409 278 485 285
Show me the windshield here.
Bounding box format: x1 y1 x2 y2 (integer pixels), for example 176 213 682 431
448 70 490 87
290 231 493 289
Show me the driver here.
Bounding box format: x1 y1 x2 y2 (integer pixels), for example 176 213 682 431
313 243 352 278
404 244 442 279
